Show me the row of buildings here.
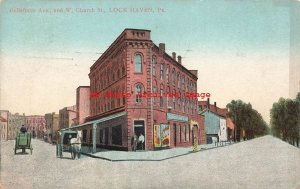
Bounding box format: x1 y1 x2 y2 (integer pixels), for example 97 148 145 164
1 29 238 151
0 111 46 140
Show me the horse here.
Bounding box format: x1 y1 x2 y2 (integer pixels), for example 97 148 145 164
70 130 82 160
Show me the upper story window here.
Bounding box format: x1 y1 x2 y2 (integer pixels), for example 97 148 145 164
160 64 164 80
160 87 164 108
182 76 185 90
152 56 156 76
135 54 142 73
153 81 157 106
172 69 175 85
122 65 126 76
186 79 189 91
135 84 143 103
177 73 181 89
166 65 169 84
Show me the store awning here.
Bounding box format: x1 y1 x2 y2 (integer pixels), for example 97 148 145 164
66 111 127 130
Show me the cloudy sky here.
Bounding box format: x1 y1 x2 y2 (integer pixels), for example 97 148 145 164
0 0 298 123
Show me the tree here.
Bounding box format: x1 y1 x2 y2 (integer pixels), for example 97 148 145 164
227 100 268 142
270 95 300 146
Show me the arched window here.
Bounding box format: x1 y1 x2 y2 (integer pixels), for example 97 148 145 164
135 54 142 73
152 56 156 76
135 84 142 103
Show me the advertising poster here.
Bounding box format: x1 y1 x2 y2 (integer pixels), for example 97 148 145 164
0 0 300 189
160 124 170 148
153 124 161 148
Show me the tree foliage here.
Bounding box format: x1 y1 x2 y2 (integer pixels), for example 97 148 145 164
226 100 269 142
270 93 300 146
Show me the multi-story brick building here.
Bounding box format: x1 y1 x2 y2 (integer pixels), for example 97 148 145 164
25 115 46 139
0 111 26 140
76 86 90 125
73 29 205 151
0 110 9 141
45 112 59 143
59 105 77 130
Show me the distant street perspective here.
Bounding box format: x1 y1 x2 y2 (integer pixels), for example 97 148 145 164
1 135 299 189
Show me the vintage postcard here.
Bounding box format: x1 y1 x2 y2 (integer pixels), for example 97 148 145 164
0 0 299 189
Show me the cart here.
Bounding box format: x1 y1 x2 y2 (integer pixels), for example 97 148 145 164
56 130 78 159
14 132 33 155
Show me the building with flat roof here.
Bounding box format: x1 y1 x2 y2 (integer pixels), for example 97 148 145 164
73 29 205 151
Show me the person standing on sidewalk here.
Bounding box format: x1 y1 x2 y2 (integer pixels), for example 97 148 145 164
138 133 145 150
131 132 138 151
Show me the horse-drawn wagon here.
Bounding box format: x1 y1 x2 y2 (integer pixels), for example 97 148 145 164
14 132 33 155
56 130 81 159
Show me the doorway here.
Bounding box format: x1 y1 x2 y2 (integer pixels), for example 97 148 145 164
134 120 145 150
173 123 177 147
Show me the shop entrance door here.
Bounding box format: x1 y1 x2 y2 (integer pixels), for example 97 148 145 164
134 120 145 150
173 123 177 147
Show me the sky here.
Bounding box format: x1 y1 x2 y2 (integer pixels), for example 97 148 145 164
0 0 298 123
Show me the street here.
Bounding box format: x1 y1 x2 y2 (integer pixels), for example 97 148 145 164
1 136 299 189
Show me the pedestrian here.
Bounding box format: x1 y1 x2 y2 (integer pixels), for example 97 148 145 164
138 133 145 150
131 132 138 151
20 125 27 133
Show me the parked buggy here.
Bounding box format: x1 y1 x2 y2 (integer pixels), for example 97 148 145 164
56 130 80 159
14 132 33 155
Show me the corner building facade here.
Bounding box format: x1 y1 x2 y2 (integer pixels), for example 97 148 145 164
88 29 205 151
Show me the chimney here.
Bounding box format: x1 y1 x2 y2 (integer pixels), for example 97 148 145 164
214 102 217 112
178 55 182 64
172 52 176 60
207 98 210 109
159 43 165 52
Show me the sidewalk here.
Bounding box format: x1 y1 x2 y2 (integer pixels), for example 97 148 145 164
81 141 234 161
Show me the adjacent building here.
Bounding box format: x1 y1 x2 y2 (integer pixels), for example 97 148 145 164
198 99 236 143
25 115 46 139
45 112 59 143
0 110 26 140
0 111 9 141
76 86 90 125
59 105 77 129
72 29 205 151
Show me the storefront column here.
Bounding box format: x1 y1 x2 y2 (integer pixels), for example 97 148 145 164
92 123 97 153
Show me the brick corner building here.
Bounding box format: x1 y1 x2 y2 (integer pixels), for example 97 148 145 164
75 29 205 151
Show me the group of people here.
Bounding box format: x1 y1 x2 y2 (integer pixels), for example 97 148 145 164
131 132 145 151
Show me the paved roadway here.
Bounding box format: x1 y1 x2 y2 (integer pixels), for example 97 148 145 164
0 135 299 189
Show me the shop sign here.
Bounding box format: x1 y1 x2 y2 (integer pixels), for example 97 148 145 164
166 113 188 122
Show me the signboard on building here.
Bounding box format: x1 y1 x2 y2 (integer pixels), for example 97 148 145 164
166 113 188 122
